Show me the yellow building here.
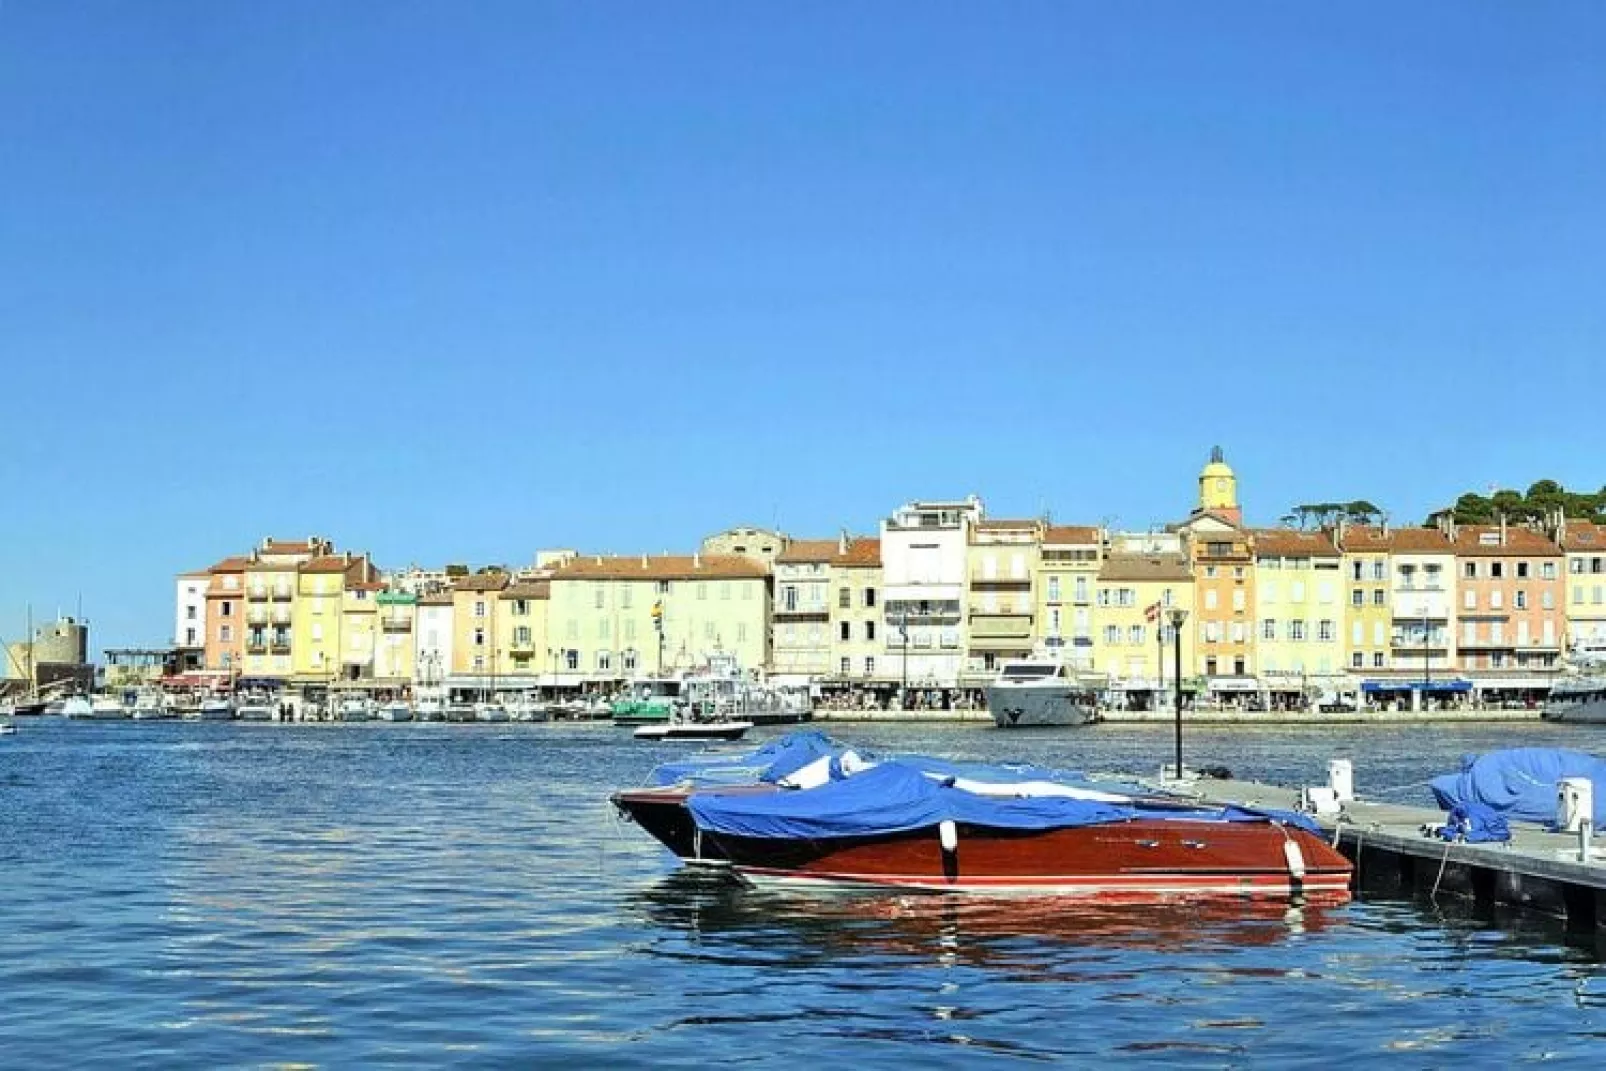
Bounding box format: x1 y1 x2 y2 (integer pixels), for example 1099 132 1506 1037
1252 528 1345 705
374 591 417 684
242 539 331 680
1336 525 1398 679
291 552 380 684
825 536 883 688
450 572 511 677
339 579 382 682
964 520 1042 681
547 554 770 683
1035 525 1103 672
496 579 551 680
1092 535 1196 709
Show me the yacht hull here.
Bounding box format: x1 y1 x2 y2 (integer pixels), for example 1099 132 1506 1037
985 684 1098 728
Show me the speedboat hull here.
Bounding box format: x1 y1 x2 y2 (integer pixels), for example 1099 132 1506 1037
613 787 1350 902
634 721 753 742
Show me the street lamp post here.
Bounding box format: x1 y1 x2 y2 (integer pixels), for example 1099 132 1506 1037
1169 608 1189 779
1421 604 1432 711
899 609 910 699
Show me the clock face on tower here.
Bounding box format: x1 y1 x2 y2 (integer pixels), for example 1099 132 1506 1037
1215 478 1229 492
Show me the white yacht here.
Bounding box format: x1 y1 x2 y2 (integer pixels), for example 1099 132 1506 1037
89 694 130 719
1542 678 1606 724
507 693 549 722
984 653 1101 728
415 693 447 722
62 695 94 719
235 690 276 722
335 697 374 722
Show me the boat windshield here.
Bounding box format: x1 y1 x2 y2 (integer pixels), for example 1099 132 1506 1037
999 663 1060 680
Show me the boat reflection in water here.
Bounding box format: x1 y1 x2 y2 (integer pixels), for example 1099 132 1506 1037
630 870 1336 966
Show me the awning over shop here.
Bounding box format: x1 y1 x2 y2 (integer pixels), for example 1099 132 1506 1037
1207 677 1260 692
1361 679 1472 693
236 676 286 688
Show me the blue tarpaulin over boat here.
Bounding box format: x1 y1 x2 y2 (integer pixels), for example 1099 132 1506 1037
650 731 842 787
1429 748 1606 827
685 760 1321 840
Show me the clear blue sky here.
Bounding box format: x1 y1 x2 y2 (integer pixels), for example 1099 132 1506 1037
2 2 1603 652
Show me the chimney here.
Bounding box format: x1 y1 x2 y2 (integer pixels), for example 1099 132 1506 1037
594 555 602 565
1499 512 1508 545
839 529 849 556
641 554 648 569
694 552 702 569
1382 516 1390 538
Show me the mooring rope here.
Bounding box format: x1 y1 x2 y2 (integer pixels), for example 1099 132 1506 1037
1429 837 1454 903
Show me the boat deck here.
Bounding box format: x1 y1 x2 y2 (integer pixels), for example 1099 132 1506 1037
1167 775 1606 929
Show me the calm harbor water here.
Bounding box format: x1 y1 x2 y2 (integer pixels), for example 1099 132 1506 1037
5 718 1606 1067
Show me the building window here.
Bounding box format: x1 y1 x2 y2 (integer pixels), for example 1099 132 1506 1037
513 599 529 616
865 621 876 641
515 626 531 645
220 625 232 642
840 657 851 676
840 621 851 641
1517 562 1530 579
864 588 876 608
1047 577 1061 602
1261 618 1275 641
1491 562 1504 579
1372 589 1385 606
221 601 233 617
622 587 633 609
186 605 197 620
1373 652 1385 668
474 600 486 618
1351 589 1363 607
1103 625 1120 645
1541 561 1556 580
1318 619 1334 642
864 657 875 676
1542 590 1554 610
624 650 637 672
1129 625 1145 645
474 628 485 647
736 623 747 642
597 651 611 672
656 580 670 594
473 655 484 670
565 650 579 671
839 588 851 609
1288 620 1306 641
1515 590 1528 610
783 586 798 611
720 583 730 601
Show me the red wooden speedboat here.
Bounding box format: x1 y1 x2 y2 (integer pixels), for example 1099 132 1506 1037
613 755 1352 904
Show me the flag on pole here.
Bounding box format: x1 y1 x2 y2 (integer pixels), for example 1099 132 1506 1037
1144 601 1161 623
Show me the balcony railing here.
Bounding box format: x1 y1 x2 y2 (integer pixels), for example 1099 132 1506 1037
271 607 292 625
247 585 269 601
247 607 269 625
270 641 291 654
246 640 268 654
271 584 293 601
381 614 411 631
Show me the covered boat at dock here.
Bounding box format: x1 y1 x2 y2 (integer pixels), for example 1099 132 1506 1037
613 733 1351 902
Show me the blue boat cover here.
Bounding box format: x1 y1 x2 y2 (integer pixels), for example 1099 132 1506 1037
686 760 1321 840
650 731 843 787
1438 802 1511 843
1429 748 1606 828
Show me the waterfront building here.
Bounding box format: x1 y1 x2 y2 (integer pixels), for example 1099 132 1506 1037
173 571 208 672
1035 525 1103 673
771 539 837 679
374 590 417 684
700 526 788 568
825 535 883 688
495 579 551 681
290 552 379 685
339 578 384 683
1178 450 1256 700
1252 528 1345 706
1448 519 1565 701
449 572 511 679
546 554 770 683
1335 522 1393 682
382 564 452 597
879 497 984 690
3 615 94 695
414 592 455 689
243 538 332 681
963 519 1042 685
1338 525 1458 708
1093 532 1195 709
1557 520 1606 665
203 556 249 675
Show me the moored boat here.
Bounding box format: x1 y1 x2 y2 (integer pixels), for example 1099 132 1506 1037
613 733 1350 901
1541 678 1606 724
195 696 235 720
376 700 413 722
634 720 753 742
985 652 1100 728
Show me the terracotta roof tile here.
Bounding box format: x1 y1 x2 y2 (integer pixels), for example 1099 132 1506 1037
552 554 768 581
1448 525 1561 557
300 555 358 574
501 580 551 599
207 556 251 573
1338 526 1451 554
832 537 881 568
975 519 1040 531
1043 525 1100 545
1558 523 1606 552
1098 554 1193 582
452 572 512 592
775 539 840 564
418 592 455 606
1251 529 1338 557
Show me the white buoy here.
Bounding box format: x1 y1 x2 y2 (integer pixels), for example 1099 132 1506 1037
938 820 959 853
1327 759 1354 803
1282 839 1307 880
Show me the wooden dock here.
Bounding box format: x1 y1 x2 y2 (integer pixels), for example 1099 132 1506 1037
1170 776 1606 931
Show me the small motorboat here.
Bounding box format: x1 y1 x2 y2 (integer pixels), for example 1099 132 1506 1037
474 701 510 723
613 732 1351 902
89 695 130 719
195 696 235 721
62 696 94 719
376 700 413 722
634 720 752 742
235 691 276 722
335 697 373 722
415 695 447 722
